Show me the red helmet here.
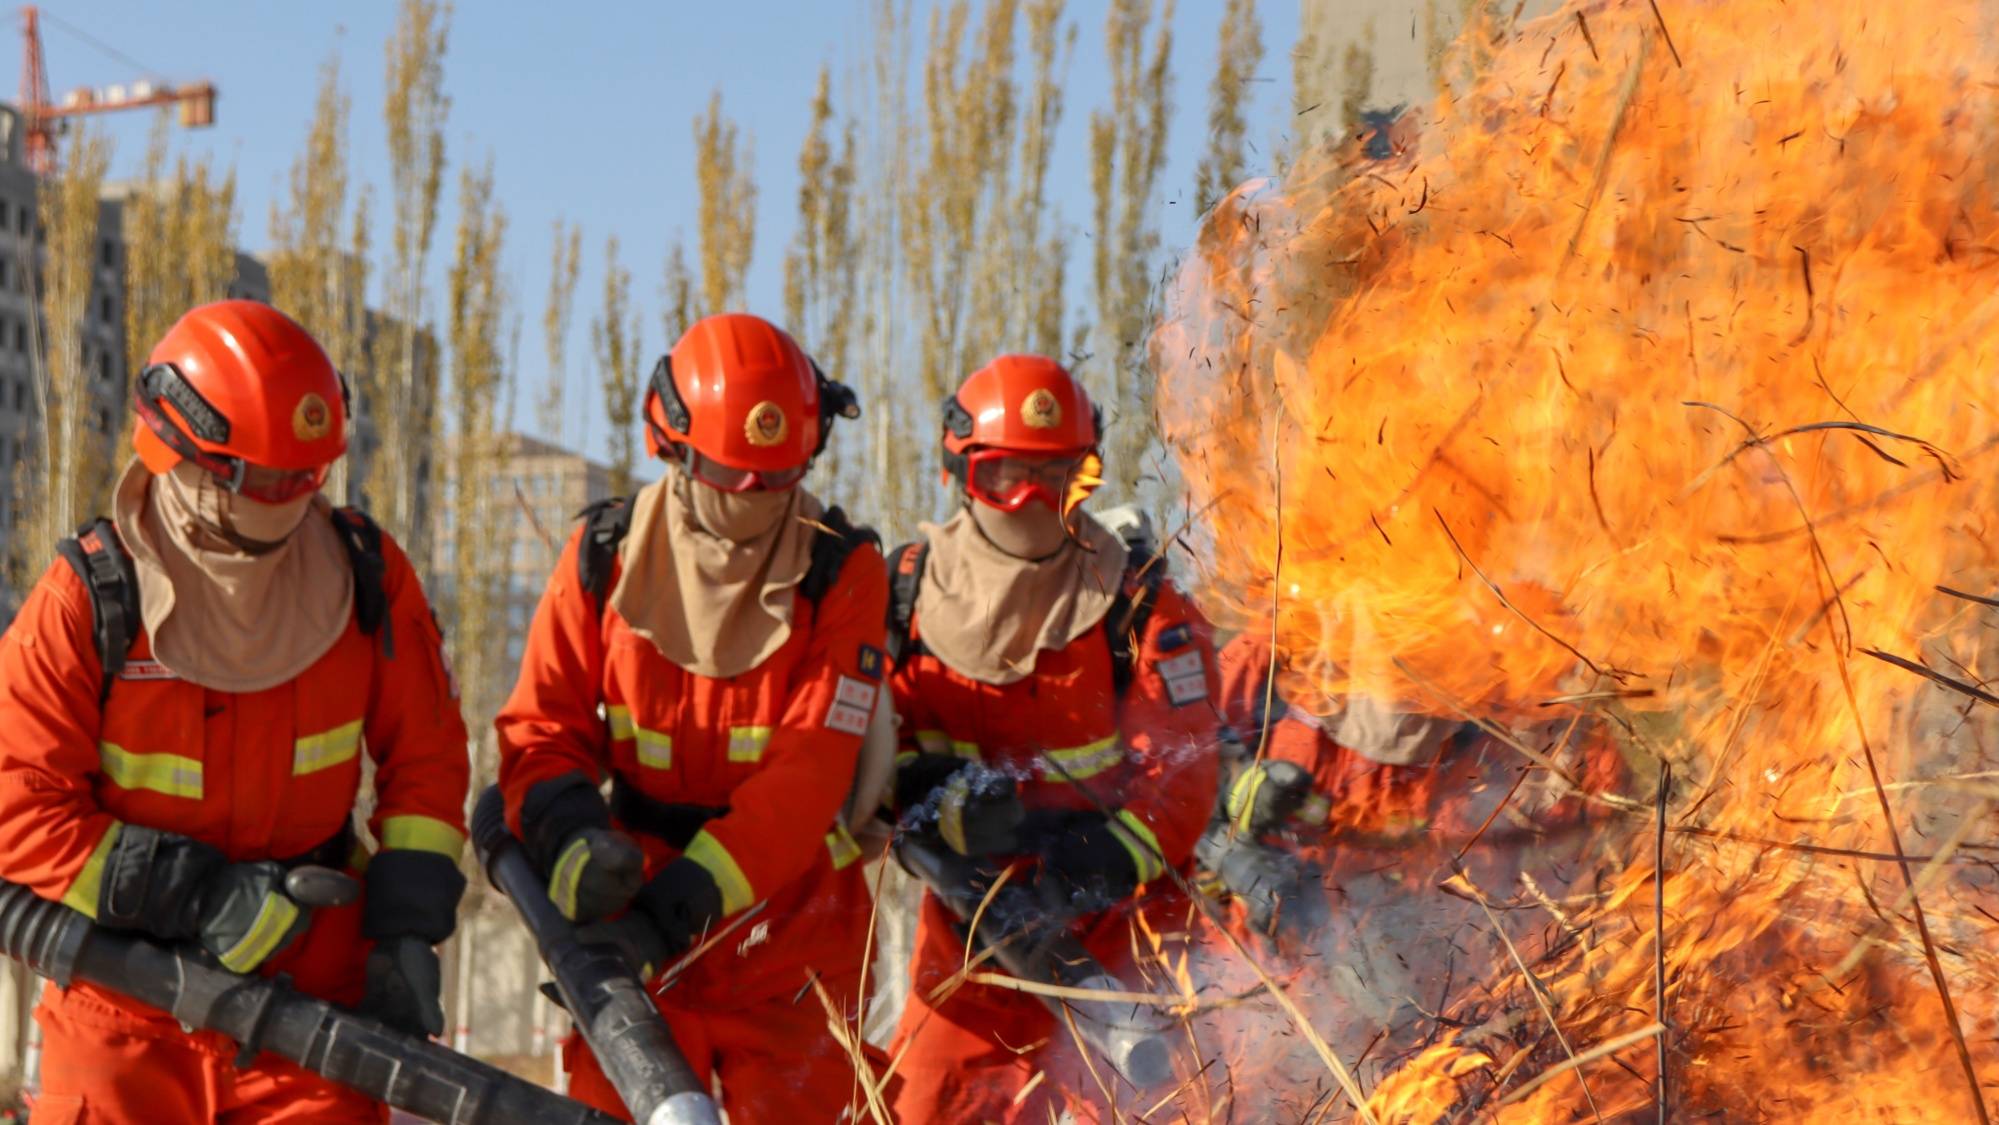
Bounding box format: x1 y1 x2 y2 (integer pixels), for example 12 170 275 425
942 355 1101 510
644 313 857 491
132 300 347 503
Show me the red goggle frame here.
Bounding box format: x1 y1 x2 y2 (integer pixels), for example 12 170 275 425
133 363 331 503
965 449 1092 512
670 443 809 493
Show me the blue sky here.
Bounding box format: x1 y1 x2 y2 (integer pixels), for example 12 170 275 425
30 1 1301 461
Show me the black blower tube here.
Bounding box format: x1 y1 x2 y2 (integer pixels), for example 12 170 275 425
0 879 618 1125
895 831 1173 1089
470 785 719 1125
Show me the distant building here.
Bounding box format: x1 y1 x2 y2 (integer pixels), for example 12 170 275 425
430 431 612 694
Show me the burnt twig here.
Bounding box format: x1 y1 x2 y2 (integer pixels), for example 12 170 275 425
1433 509 1631 683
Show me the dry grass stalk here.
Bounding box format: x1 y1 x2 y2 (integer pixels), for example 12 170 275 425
1492 1022 1666 1110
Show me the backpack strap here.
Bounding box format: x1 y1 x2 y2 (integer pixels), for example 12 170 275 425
330 508 391 656
55 518 139 702
1104 551 1165 700
799 505 881 606
576 497 634 605
885 541 929 665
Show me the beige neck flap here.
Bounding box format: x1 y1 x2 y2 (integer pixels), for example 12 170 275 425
914 507 1129 685
608 471 822 678
112 459 355 693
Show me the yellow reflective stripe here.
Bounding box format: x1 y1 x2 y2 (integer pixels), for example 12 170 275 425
727 726 772 764
634 728 673 770
380 815 466 859
292 719 363 776
99 743 203 799
549 836 591 919
684 830 753 915
607 705 672 769
825 824 862 870
895 749 920 767
1044 736 1123 782
60 822 123 919
913 730 979 760
607 705 636 741
1111 809 1166 885
1228 766 1267 832
218 893 300 973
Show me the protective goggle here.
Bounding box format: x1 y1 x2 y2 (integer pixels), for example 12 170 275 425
133 363 332 504
670 444 809 493
965 449 1094 512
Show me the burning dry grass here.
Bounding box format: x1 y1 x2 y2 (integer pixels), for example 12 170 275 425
1154 0 1999 1119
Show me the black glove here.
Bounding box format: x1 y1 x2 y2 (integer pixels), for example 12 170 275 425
1222 760 1313 835
94 826 314 973
1195 823 1328 938
547 827 645 923
934 764 1025 856
894 752 973 812
358 935 445 1037
579 857 727 980
1025 813 1141 922
518 771 615 872
193 860 313 974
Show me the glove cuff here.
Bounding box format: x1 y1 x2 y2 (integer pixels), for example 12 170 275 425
364 850 467 942
99 826 227 939
519 771 611 873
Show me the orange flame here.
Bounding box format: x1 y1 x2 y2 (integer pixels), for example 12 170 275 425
1155 0 1999 1118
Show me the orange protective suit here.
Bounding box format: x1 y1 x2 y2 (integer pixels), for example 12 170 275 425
886 575 1223 1124
1214 633 1624 844
0 533 470 1125
496 525 889 1125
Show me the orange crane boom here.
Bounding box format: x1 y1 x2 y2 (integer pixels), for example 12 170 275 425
19 4 216 176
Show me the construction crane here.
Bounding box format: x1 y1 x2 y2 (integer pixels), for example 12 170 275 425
18 4 216 176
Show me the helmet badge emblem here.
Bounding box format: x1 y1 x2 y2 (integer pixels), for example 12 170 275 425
1021 387 1063 430
293 393 332 441
745 401 789 447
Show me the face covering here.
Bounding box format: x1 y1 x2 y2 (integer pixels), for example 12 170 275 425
607 470 822 678
911 507 1129 685
689 483 794 543
111 459 354 693
969 496 1071 560
164 463 316 553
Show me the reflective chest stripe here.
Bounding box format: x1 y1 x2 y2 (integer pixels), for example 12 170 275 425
607 705 673 770
1041 735 1124 782
99 743 203 799
727 726 772 764
293 720 364 776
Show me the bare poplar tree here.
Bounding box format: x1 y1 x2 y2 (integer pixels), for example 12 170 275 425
783 66 862 486
443 157 511 771
661 238 695 347
594 237 642 497
16 127 111 581
125 113 238 392
693 90 757 316
269 59 371 403
1087 0 1173 499
1194 0 1262 212
536 220 581 446
371 0 452 565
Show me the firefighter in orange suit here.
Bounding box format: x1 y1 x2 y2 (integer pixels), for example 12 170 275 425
1210 631 1625 862
496 313 888 1124
0 301 470 1124
884 356 1223 1123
